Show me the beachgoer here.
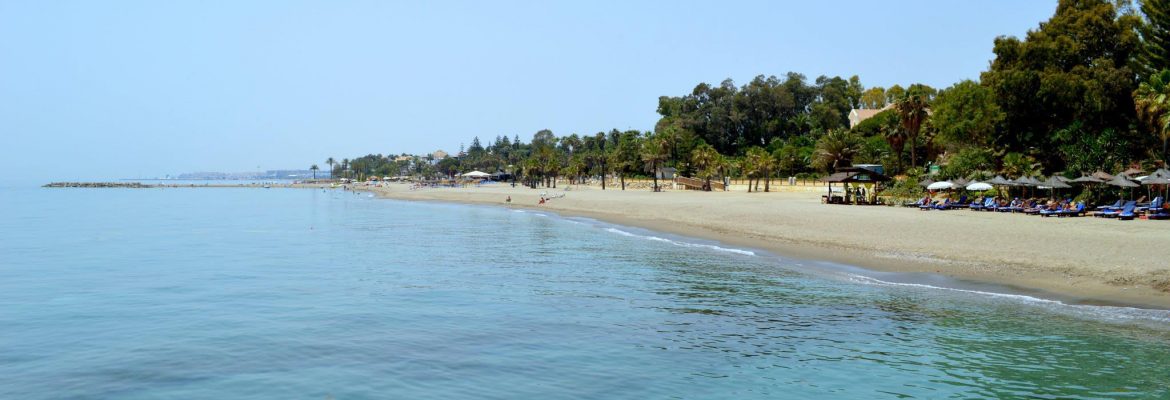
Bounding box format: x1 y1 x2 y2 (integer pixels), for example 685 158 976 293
506 196 512 204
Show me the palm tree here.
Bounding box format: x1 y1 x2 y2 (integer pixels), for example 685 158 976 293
896 95 930 168
609 141 632 190
538 147 560 188
881 125 906 174
595 132 608 190
325 157 336 179
1135 69 1170 164
310 164 319 179
812 130 861 172
641 137 669 192
564 156 587 186
341 159 350 180
745 147 774 192
690 143 720 191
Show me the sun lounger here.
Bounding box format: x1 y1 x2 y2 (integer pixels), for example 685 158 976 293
1137 196 1164 212
1095 200 1136 218
1117 203 1138 221
970 197 993 211
1096 199 1123 212
1148 209 1170 220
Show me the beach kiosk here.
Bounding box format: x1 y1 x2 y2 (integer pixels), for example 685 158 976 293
821 166 891 205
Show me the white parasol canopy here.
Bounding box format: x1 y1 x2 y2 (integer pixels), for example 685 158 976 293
966 182 993 191
927 181 955 190
461 171 491 178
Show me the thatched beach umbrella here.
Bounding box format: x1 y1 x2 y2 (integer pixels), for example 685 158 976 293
1140 171 1170 199
1123 167 1145 176
1091 171 1114 181
987 175 1013 186
1107 174 1140 200
918 177 935 188
1072 175 1106 184
1041 176 1072 199
952 177 971 188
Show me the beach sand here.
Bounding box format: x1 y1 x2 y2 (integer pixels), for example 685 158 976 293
302 182 1170 309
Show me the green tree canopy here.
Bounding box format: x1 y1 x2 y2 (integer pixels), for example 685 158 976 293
981 0 1142 170
930 80 1004 149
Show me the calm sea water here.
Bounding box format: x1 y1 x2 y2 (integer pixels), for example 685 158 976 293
2 186 1170 399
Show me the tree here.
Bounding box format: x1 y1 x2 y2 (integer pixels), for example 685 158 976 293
738 154 760 192
325 157 335 179
981 0 1141 170
641 136 669 192
745 146 776 192
895 95 930 168
1134 69 1170 163
930 80 1003 150
859 87 887 109
310 164 319 179
341 159 350 179
595 132 608 190
610 131 641 190
690 143 721 191
812 130 861 171
1138 0 1170 78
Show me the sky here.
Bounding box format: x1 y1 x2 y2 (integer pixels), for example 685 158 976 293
0 0 1058 182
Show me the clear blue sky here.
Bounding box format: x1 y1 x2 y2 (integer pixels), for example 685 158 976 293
1 0 1057 181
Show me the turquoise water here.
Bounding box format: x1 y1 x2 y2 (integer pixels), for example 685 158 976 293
2 186 1170 399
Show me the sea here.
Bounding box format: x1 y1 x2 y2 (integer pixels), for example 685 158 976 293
2 183 1169 399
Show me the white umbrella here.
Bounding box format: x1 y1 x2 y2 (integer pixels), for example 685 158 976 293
966 182 993 191
461 171 491 178
927 181 955 190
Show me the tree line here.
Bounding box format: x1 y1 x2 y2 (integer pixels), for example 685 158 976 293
325 0 1170 193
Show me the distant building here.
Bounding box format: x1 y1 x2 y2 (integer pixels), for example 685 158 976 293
394 155 412 162
432 150 448 160
848 104 893 129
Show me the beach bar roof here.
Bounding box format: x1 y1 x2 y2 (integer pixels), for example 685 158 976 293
822 167 892 184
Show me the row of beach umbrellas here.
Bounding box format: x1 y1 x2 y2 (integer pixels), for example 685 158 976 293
920 168 1170 194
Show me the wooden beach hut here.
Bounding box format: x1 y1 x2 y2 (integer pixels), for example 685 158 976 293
821 167 891 205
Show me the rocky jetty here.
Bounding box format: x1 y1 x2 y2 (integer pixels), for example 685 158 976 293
43 182 155 188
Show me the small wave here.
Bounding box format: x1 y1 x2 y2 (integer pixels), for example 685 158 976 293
849 275 1170 324
604 228 755 256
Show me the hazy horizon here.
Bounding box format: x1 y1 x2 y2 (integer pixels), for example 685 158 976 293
2 0 1057 183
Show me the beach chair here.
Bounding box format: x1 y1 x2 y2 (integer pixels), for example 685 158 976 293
1094 200 1135 218
1138 196 1164 212
1097 199 1123 212
904 196 928 207
1048 203 1085 217
998 199 1024 213
1148 208 1170 220
933 198 956 210
1117 203 1138 221
971 197 992 211
951 195 969 209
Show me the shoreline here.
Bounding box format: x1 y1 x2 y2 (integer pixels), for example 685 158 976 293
49 181 1170 309
329 182 1170 310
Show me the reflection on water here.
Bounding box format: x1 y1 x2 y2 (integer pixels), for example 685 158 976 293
0 186 1168 399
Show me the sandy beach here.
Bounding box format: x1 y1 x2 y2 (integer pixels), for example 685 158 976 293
290 181 1170 309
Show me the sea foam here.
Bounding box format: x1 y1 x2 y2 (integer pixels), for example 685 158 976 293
604 227 756 256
